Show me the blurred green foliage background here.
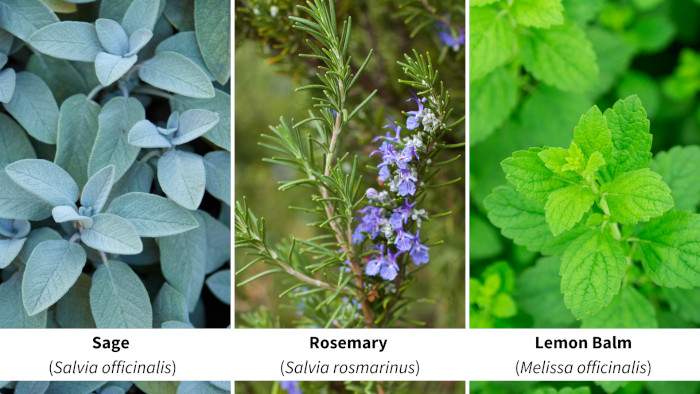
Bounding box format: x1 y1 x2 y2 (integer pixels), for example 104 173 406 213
235 0 465 328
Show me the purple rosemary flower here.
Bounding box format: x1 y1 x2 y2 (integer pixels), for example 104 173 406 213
354 205 384 243
397 169 418 196
394 229 414 252
378 166 391 182
373 121 402 143
436 22 465 51
410 230 430 265
365 244 385 276
389 212 403 231
406 93 427 130
365 187 379 201
280 381 302 394
380 249 401 280
394 198 416 225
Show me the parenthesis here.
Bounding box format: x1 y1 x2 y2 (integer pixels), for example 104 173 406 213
515 360 520 377
172 360 176 377
281 360 285 377
49 360 53 377
647 360 651 377
415 360 419 377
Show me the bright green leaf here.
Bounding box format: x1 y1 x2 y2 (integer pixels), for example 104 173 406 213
601 169 673 225
545 184 595 236
560 229 626 319
521 22 598 91
581 285 657 328
511 0 564 28
470 6 516 81
649 145 700 211
637 210 700 288
470 66 518 145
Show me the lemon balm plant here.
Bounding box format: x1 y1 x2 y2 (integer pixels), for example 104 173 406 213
0 0 230 328
486 96 700 327
235 0 464 328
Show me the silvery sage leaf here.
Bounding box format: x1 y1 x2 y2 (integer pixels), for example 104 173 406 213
88 96 145 182
18 228 62 264
156 31 214 80
80 213 143 255
95 18 128 56
90 260 152 328
0 170 52 221
162 320 193 328
170 89 230 151
0 29 13 54
166 111 179 130
177 382 228 394
153 282 189 327
80 165 115 214
4 72 59 144
201 210 230 273
56 274 96 328
194 0 230 84
0 113 35 169
0 0 59 41
126 28 153 57
0 238 25 269
54 94 101 188
170 109 219 145
0 68 16 103
139 51 215 99
0 53 7 69
106 161 154 206
28 21 102 62
210 382 231 391
22 239 87 316
51 205 93 228
128 119 172 148
95 52 137 86
0 272 46 327
159 212 207 311
5 159 79 207
107 192 199 237
14 382 50 394
8 219 30 238
0 219 14 237
158 149 206 210
121 0 160 36
26 53 90 106
203 151 230 205
45 382 107 394
206 269 230 305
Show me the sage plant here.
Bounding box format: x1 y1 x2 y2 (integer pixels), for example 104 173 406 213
0 0 231 328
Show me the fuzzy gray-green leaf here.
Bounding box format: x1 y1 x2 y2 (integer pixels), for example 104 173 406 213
194 0 230 84
54 94 100 188
107 192 199 237
4 72 59 144
88 96 145 182
90 260 152 328
139 51 215 98
157 149 206 210
22 239 86 316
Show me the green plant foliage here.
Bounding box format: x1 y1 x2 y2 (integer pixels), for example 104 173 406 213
471 0 700 329
235 0 465 328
